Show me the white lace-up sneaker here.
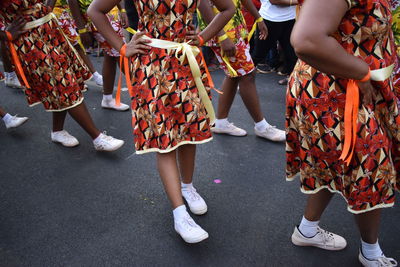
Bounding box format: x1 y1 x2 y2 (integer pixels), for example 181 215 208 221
254 125 285 142
212 122 247 136
51 130 79 147
174 213 209 243
291 226 347 251
92 72 103 86
182 186 208 215
101 98 129 111
5 72 23 89
359 250 398 267
93 132 124 151
4 115 28 129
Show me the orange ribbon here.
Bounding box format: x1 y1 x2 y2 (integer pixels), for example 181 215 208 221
116 44 133 106
5 31 30 89
339 70 371 166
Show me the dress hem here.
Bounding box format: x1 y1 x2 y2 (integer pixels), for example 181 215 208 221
29 97 84 112
135 137 213 154
286 173 395 214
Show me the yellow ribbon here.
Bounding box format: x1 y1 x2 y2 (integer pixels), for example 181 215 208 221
370 64 394 81
247 17 263 42
124 28 216 124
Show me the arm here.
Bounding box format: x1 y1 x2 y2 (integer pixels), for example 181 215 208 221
270 0 298 6
0 17 26 41
117 0 129 28
68 0 89 30
241 0 267 39
197 0 236 56
291 0 373 103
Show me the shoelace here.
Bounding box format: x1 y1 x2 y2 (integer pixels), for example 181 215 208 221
181 215 198 232
317 228 335 244
377 256 397 267
100 132 115 142
183 187 201 201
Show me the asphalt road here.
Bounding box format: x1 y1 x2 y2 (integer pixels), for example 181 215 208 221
0 55 399 267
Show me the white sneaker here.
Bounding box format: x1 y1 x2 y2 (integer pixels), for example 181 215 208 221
182 186 208 215
5 72 23 89
254 125 285 142
174 213 209 243
92 72 103 86
359 250 398 267
51 130 79 147
211 122 247 136
4 115 28 129
101 98 129 111
93 132 124 151
291 226 347 251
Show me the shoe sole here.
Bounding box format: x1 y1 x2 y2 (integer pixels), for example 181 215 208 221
255 134 285 142
101 106 129 112
5 84 24 89
95 141 125 152
190 206 208 216
291 235 346 251
52 140 80 148
211 128 247 137
179 231 209 244
256 69 274 74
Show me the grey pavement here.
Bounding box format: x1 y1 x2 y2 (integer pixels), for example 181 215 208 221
0 55 399 267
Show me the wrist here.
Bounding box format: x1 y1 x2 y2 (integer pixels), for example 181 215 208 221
197 34 205 46
218 33 229 43
119 8 126 13
255 17 263 23
358 69 371 82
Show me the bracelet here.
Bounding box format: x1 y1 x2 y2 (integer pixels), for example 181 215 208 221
198 34 205 46
78 28 88 34
359 69 371 82
289 0 293 5
218 33 228 43
120 8 126 13
255 17 263 23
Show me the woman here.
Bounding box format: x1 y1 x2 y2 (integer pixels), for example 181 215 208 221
88 0 234 243
198 0 286 142
287 0 398 266
0 0 124 151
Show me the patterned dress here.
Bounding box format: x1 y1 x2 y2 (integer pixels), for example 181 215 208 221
130 0 213 154
198 0 255 77
0 0 90 111
286 0 400 213
53 0 80 46
78 1 124 57
390 0 400 94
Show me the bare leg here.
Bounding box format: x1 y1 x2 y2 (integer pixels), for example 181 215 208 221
67 102 101 139
178 144 196 184
238 71 264 123
157 151 184 209
52 111 67 132
217 76 240 119
0 41 13 73
354 209 381 244
304 189 334 221
75 45 96 74
0 107 6 117
102 54 117 95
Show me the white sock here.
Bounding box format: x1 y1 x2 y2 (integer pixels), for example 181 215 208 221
361 239 383 260
254 118 271 131
2 113 12 123
4 71 16 78
181 182 193 190
215 118 229 128
93 71 101 77
173 205 187 221
103 94 113 101
298 216 319 238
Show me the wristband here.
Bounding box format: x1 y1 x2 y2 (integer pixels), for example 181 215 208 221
218 33 228 43
359 69 371 82
78 28 88 34
198 34 204 46
120 8 126 13
255 17 263 23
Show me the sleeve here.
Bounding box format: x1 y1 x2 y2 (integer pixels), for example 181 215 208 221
345 0 353 9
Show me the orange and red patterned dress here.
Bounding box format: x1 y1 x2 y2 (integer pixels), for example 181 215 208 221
129 0 213 154
0 0 90 111
286 0 400 213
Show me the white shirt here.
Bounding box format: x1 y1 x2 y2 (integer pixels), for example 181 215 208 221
259 0 296 22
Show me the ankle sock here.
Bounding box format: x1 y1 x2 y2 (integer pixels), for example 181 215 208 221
181 182 193 190
173 205 187 220
2 113 12 123
93 71 101 78
215 118 229 128
5 71 16 78
254 118 271 131
298 216 319 238
103 94 113 101
361 239 383 260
